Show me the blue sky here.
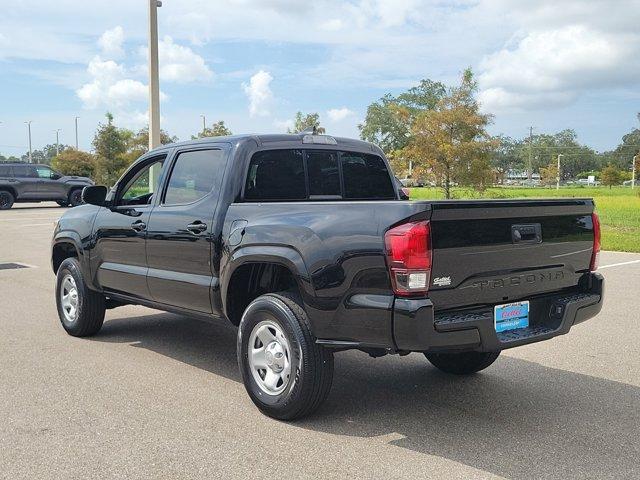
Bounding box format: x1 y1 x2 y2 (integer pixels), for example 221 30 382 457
1 0 639 157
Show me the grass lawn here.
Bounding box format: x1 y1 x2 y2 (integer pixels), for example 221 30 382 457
410 186 640 253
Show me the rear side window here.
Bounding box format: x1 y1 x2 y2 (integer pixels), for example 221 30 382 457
0 165 11 177
164 149 227 205
341 152 395 199
12 165 37 178
244 150 306 200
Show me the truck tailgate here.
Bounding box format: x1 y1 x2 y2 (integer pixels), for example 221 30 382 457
427 199 596 310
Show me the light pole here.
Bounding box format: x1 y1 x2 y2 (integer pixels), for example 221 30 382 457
74 116 80 149
148 0 161 151
556 154 563 190
54 129 62 156
200 114 206 135
24 121 33 163
633 155 637 190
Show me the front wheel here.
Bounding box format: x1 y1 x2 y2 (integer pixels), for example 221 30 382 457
56 200 69 207
237 293 334 420
68 189 83 207
425 351 500 375
55 258 105 336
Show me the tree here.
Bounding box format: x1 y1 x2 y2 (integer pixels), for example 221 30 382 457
92 113 130 187
539 162 559 187
192 120 232 139
51 150 97 178
359 79 447 177
288 112 325 134
401 69 495 198
20 144 73 165
491 135 523 183
120 127 178 166
601 164 622 189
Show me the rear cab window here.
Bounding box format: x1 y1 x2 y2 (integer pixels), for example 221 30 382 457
243 149 395 201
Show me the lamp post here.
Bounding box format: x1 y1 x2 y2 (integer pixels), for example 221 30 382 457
55 129 61 156
25 121 33 163
200 114 206 135
74 116 80 149
148 0 162 192
556 154 563 190
633 155 637 190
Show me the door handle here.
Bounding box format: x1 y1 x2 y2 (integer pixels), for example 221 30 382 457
186 221 207 234
131 220 146 232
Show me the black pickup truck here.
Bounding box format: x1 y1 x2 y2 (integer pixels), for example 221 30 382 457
0 163 93 209
51 134 604 419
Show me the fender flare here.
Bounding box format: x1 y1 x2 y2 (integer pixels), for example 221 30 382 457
220 245 315 318
52 232 98 290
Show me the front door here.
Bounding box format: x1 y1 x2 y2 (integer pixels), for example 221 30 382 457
92 156 166 300
12 165 41 199
145 147 228 313
34 165 67 199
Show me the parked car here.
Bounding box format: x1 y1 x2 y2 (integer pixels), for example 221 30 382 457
0 163 93 209
623 179 640 187
51 133 604 420
394 176 410 199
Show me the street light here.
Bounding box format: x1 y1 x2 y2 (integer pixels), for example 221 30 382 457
74 116 80 149
24 121 33 163
556 154 563 190
633 155 638 190
200 114 206 134
148 0 161 151
54 129 62 156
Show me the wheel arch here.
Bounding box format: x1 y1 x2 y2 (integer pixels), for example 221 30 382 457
221 246 315 327
51 234 98 290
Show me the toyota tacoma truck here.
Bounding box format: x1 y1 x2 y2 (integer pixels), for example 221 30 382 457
0 163 93 209
51 133 604 420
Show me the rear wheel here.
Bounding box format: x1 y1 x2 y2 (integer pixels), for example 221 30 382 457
56 200 69 207
425 351 500 375
0 190 14 210
237 293 334 420
55 258 105 337
68 189 83 207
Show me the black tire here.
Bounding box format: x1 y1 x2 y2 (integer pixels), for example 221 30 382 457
0 190 14 210
55 257 105 337
237 293 334 420
56 200 69 207
68 189 84 207
425 350 500 375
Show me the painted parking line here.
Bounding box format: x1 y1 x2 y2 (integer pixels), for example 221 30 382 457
599 260 640 269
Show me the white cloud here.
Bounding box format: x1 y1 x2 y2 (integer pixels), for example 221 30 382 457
273 119 294 132
98 26 125 58
327 107 354 122
76 56 167 111
158 36 213 83
243 70 274 117
478 25 640 111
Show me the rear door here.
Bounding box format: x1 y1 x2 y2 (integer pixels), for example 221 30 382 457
12 165 40 199
145 146 229 312
427 199 595 310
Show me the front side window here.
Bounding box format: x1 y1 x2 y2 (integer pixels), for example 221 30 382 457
120 159 165 206
341 152 395 199
244 150 306 200
164 149 227 205
35 166 60 179
0 165 11 177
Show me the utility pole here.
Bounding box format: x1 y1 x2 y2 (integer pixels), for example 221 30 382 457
55 129 61 156
25 121 33 163
200 114 206 135
74 116 80 149
633 155 637 190
148 0 161 151
528 126 534 182
556 154 563 190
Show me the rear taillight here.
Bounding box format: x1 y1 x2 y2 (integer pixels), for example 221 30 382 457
590 212 601 271
384 220 432 296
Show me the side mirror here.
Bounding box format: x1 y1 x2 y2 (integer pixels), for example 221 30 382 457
82 185 108 206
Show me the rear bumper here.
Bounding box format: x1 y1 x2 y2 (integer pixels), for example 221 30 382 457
393 272 604 352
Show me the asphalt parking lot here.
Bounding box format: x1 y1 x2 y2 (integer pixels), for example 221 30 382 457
1 203 639 479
